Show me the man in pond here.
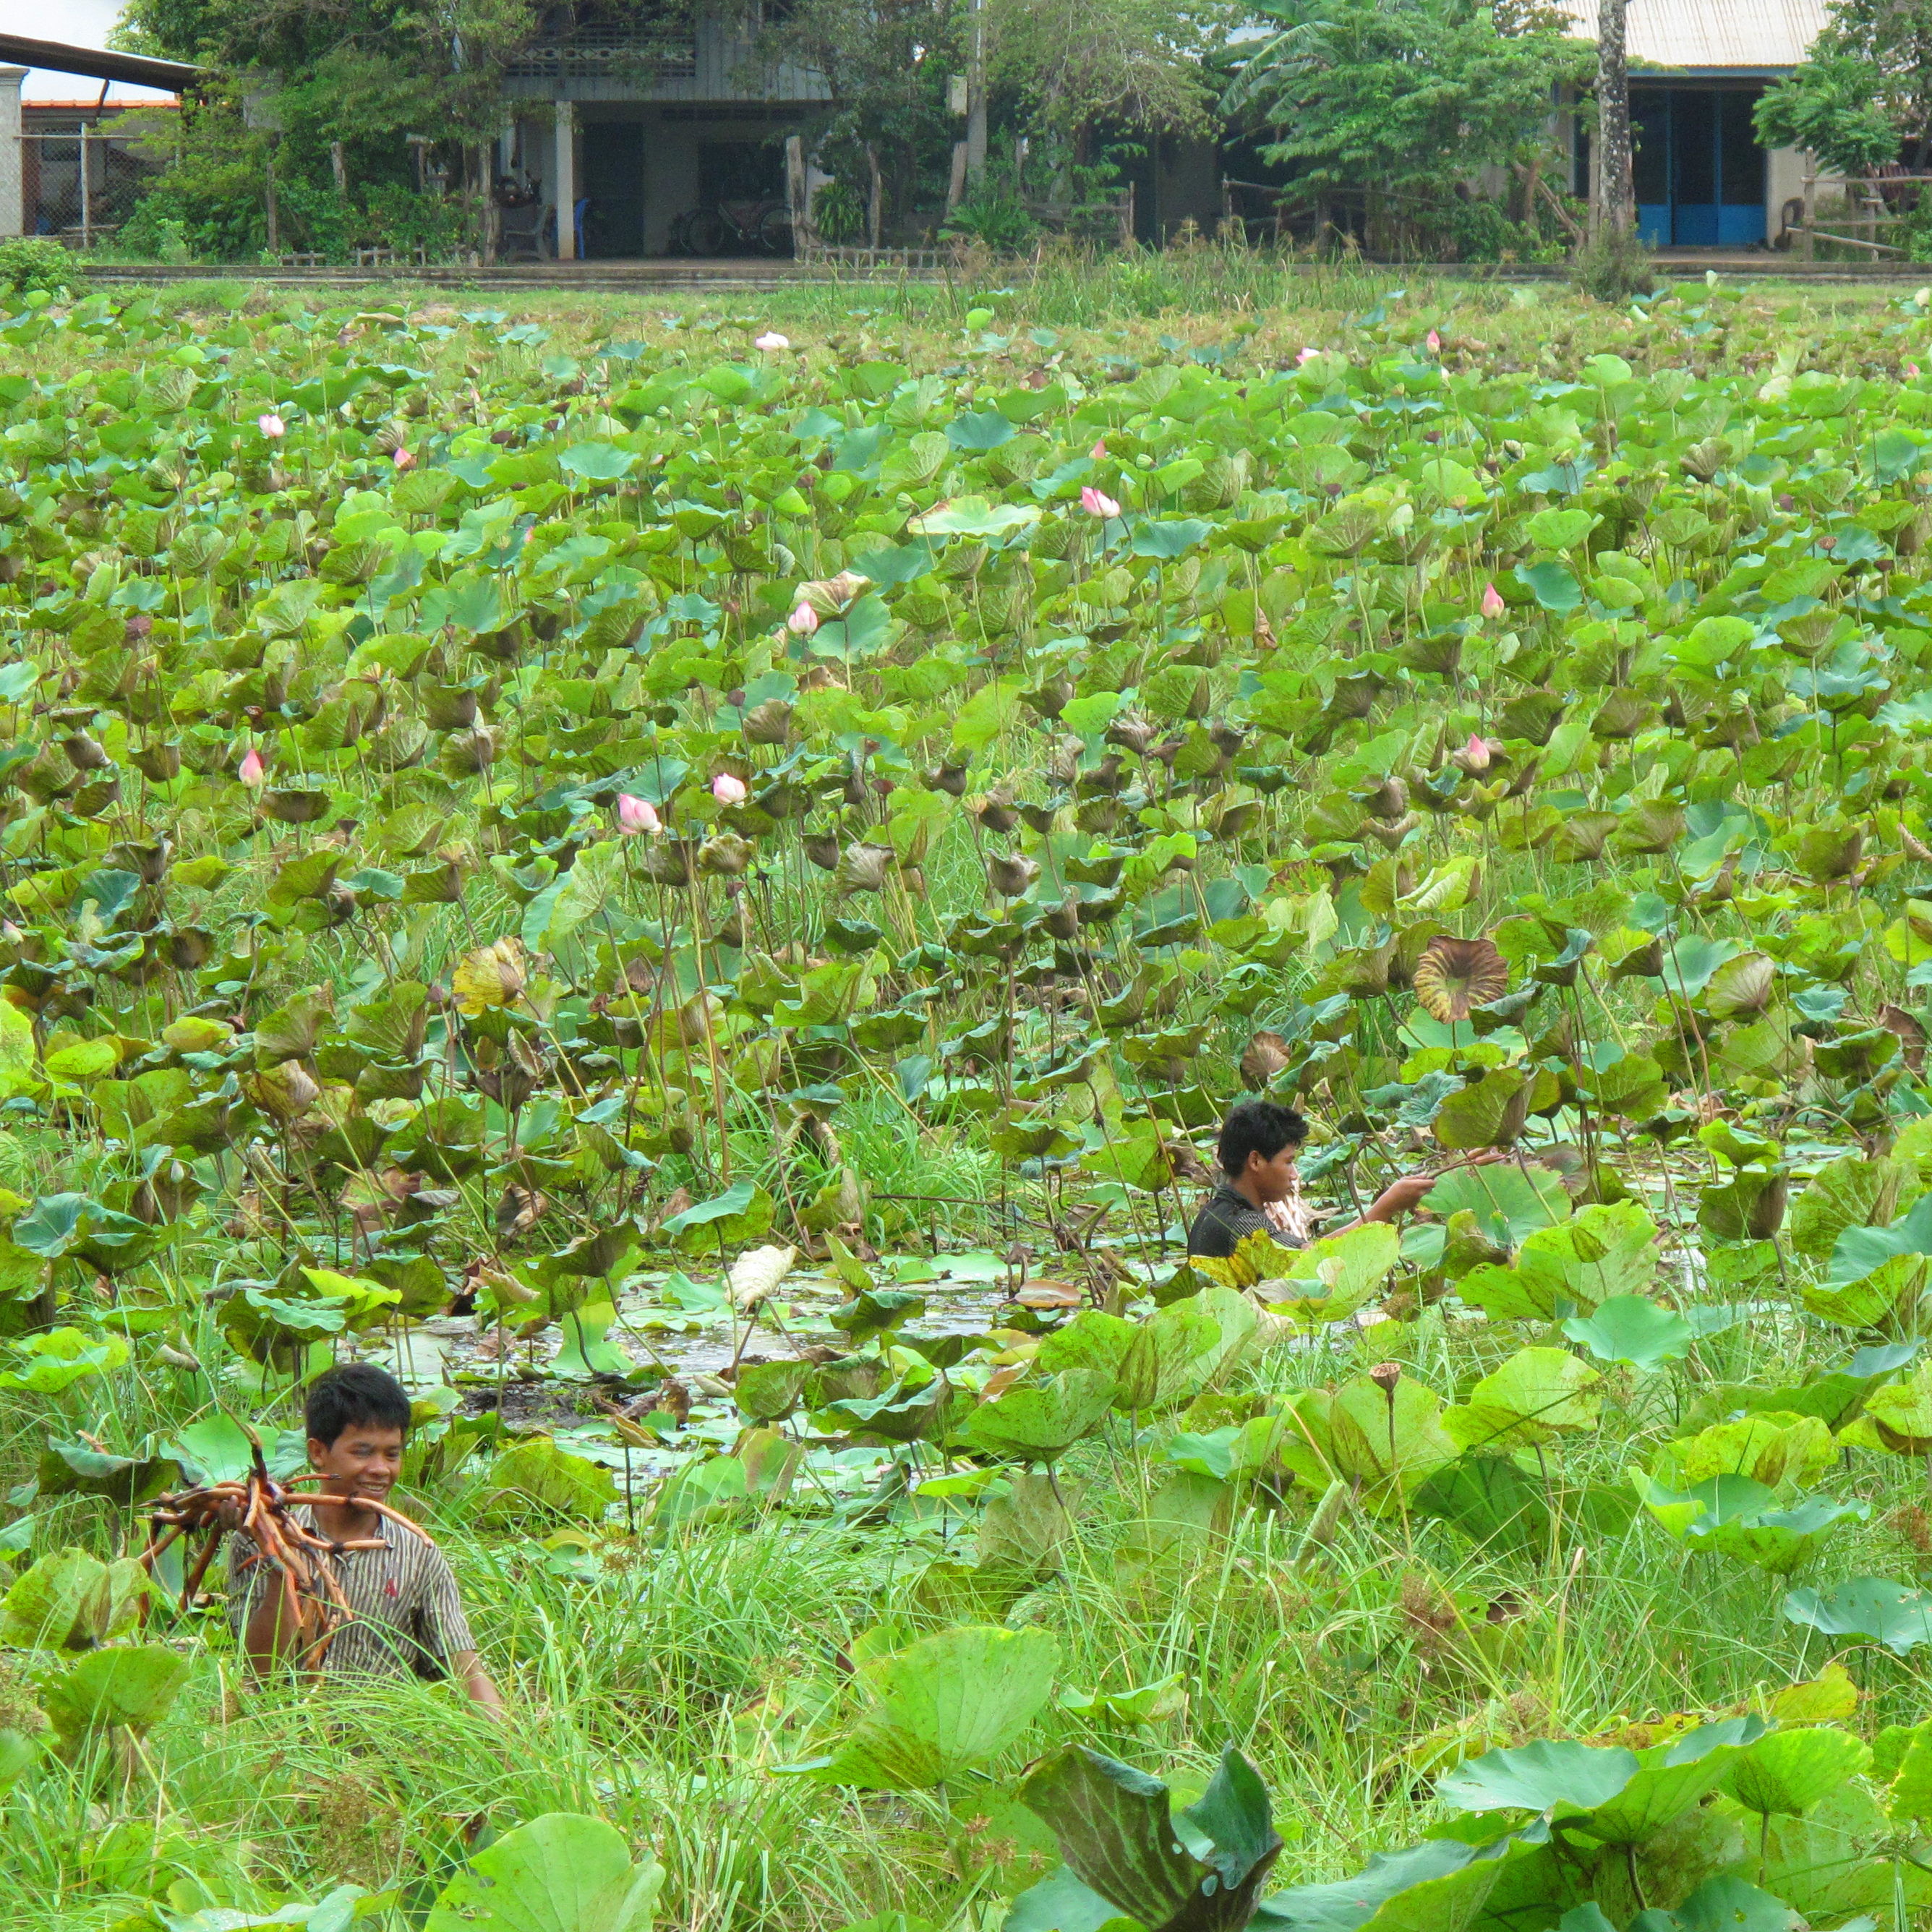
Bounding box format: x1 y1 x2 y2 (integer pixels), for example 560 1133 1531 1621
1187 1098 1454 1259
226 1363 503 1713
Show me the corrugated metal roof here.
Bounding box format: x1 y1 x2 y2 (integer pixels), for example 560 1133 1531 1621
1560 0 1827 73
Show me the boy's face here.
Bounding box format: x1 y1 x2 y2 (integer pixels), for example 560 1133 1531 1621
1241 1143 1301 1205
309 1422 406 1505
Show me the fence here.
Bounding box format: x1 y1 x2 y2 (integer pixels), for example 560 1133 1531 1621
20 127 163 249
1789 174 1932 260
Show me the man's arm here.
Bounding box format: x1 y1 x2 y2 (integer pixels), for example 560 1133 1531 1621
453 1649 505 1713
236 1552 311 1676
419 1549 504 1716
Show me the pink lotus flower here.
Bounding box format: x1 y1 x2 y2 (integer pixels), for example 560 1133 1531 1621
1090 439 1106 459
1080 486 1121 519
1296 347 1319 366
238 746 265 787
1910 362 1923 378
755 331 790 351
1480 582 1505 619
616 793 662 835
711 773 748 805
1427 329 1441 354
787 601 820 636
257 413 286 439
392 448 415 471
1454 732 1493 774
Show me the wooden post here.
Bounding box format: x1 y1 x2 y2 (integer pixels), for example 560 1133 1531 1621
77 122 90 249
330 139 347 199
555 99 576 260
265 138 279 255
946 140 967 213
1801 170 1816 262
865 142 881 250
785 133 808 254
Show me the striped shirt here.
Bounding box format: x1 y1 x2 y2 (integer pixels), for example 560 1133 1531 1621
1187 1183 1306 1260
226 1502 475 1682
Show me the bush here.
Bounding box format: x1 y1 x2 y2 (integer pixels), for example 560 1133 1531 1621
1571 222 1655 302
941 192 1040 255
0 238 82 302
810 181 868 244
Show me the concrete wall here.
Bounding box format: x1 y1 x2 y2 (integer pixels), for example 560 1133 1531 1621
1766 142 1846 245
0 71 23 241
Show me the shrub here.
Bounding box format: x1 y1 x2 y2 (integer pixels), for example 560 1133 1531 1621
0 239 82 302
1571 222 1655 302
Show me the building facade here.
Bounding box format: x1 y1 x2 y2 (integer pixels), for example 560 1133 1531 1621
1562 0 1829 249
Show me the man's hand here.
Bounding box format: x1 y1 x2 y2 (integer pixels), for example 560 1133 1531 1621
1364 1172 1437 1222
1364 1151 1508 1225
453 1649 505 1718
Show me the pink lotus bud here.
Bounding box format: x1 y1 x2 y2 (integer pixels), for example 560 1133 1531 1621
788 601 820 636
392 448 415 471
755 331 790 351
1080 486 1121 519
1453 732 1494 774
1090 440 1106 459
711 773 748 805
1480 582 1505 620
1296 347 1318 366
1910 362 1923 378
257 413 286 439
616 793 661 835
1427 329 1441 354
238 747 265 787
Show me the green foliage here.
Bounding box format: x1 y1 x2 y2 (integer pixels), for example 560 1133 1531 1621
425 1811 664 1932
1755 54 1904 176
1226 0 1593 199
2 276 1932 1932
0 239 82 302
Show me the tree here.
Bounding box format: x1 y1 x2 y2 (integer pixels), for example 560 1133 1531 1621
1594 0 1632 237
1223 0 1591 206
1756 49 1910 176
116 0 542 257
756 0 961 243
986 0 1234 172
1756 0 1932 171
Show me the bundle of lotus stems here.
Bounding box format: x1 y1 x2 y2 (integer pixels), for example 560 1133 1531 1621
140 1435 437 1668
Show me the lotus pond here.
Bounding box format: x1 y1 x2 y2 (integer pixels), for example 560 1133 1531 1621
3 272 1932 1931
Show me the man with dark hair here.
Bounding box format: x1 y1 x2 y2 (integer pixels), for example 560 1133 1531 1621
1186 1098 1456 1260
226 1362 502 1713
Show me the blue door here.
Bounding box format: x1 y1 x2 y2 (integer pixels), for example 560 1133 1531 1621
1629 87 1765 247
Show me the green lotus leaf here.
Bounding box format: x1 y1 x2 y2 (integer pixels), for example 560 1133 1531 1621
426 1811 664 1932
816 1624 1059 1790
1442 1347 1602 1451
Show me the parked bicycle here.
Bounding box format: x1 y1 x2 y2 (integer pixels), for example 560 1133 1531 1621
669 196 792 256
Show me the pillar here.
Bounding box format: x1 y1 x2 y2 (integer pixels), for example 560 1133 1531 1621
0 71 25 240
554 98 576 261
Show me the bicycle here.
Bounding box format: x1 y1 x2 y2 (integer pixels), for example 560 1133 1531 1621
669 197 792 257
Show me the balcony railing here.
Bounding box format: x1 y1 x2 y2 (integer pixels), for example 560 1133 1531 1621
505 25 698 81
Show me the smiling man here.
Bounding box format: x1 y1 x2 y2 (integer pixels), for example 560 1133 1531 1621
226 1363 503 1713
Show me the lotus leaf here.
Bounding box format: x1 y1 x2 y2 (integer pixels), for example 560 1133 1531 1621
426 1811 664 1932
817 1624 1059 1790
1784 1576 1932 1655
1442 1348 1602 1451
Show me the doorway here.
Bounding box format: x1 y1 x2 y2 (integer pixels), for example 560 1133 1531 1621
1630 86 1766 247
583 121 645 258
